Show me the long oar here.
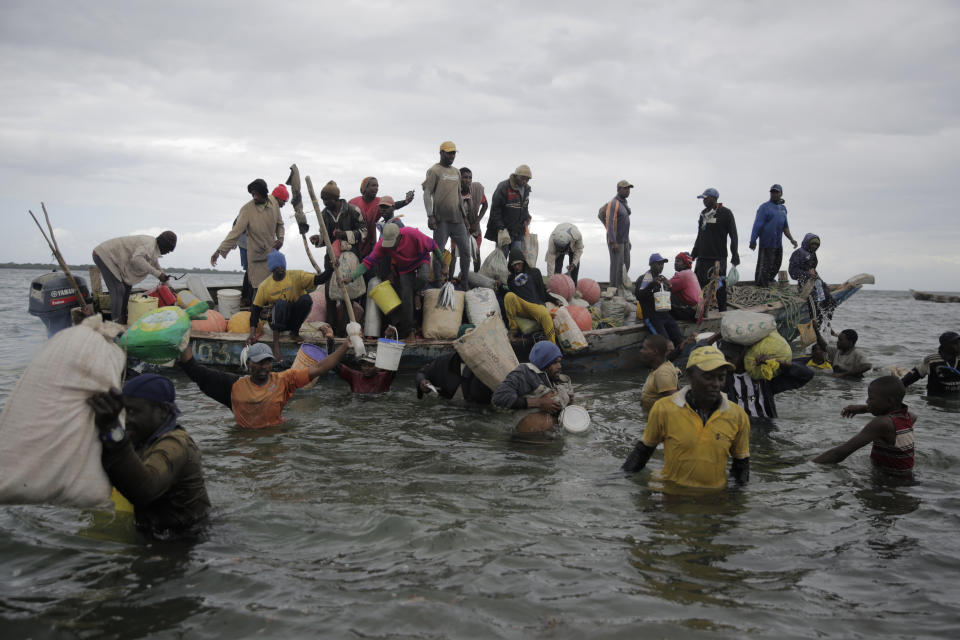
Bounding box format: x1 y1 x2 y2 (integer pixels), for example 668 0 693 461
304 176 356 325
28 202 91 317
286 163 323 274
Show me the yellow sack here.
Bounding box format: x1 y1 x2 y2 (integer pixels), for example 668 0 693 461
744 332 792 380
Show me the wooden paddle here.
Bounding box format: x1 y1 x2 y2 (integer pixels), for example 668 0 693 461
304 176 356 325
286 164 323 274
28 202 92 319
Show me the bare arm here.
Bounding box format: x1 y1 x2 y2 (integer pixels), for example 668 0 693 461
308 339 350 380
812 415 894 463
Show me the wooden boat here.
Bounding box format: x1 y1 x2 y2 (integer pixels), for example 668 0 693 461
910 289 960 304
180 274 873 373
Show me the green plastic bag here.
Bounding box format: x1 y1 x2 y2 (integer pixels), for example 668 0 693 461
119 303 208 363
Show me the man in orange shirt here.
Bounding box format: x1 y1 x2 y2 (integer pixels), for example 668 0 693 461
178 339 348 428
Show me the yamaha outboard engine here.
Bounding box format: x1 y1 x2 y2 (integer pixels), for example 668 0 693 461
28 271 92 337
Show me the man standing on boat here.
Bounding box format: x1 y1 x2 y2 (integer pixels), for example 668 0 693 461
348 176 414 265
92 231 177 324
212 178 285 297
621 345 750 488
485 165 533 258
749 184 798 287
602 180 633 293
545 223 584 284
423 141 472 285
691 187 739 312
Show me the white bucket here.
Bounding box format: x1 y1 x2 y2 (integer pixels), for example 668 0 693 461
560 405 590 434
375 339 404 371
186 274 213 303
218 289 242 319
654 289 672 312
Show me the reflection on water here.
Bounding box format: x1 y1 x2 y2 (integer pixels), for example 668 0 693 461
2 269 960 637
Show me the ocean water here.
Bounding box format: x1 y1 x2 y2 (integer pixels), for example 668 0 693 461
1 267 959 639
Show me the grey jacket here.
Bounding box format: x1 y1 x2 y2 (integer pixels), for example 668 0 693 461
492 363 572 410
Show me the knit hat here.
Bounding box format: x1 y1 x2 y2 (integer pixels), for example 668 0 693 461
513 164 532 179
360 177 377 193
267 250 286 272
530 341 562 370
123 373 176 405
247 178 268 197
156 231 177 253
320 180 340 197
272 184 290 202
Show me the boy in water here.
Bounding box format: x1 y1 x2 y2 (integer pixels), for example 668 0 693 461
338 352 396 393
812 376 915 475
828 329 871 379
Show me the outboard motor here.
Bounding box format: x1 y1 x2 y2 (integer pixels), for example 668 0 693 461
28 271 92 337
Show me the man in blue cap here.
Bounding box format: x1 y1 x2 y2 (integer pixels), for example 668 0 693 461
249 250 332 361
492 341 574 432
691 187 739 312
88 374 210 535
635 252 684 348
749 184 798 287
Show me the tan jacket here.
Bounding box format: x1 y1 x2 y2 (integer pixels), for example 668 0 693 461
93 235 164 285
217 196 284 262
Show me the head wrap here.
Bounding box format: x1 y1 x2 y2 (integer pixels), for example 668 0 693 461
247 178 268 197
123 374 181 445
360 177 377 194
267 250 286 272
272 184 289 202
530 341 562 370
156 230 177 253
320 180 340 198
676 252 693 268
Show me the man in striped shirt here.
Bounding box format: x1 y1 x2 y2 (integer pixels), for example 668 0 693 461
718 340 813 419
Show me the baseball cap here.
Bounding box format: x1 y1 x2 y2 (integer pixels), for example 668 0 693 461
381 223 401 248
439 141 457 152
246 342 274 363
686 345 733 372
648 252 668 265
617 179 634 189
940 331 960 346
378 196 396 207
697 188 719 199
770 183 783 193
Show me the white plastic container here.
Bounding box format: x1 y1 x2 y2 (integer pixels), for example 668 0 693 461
364 277 383 338
654 289 672 312
375 339 404 371
217 289 242 319
560 405 590 434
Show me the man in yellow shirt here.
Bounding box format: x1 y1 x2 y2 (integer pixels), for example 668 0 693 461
249 250 330 360
622 345 750 488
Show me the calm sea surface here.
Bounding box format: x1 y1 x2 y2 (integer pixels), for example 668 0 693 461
1 268 959 639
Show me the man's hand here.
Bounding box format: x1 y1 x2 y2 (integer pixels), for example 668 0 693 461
610 243 620 251
88 387 124 432
531 393 562 415
791 239 799 248
158 272 169 283
298 222 310 235
332 229 345 240
321 324 334 339
405 190 414 203
180 345 194 363
428 216 437 231
309 234 321 247
210 251 220 267
749 242 756 251
418 379 433 395
246 331 258 346
731 255 741 266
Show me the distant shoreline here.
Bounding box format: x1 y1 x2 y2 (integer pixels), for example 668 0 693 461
0 262 243 275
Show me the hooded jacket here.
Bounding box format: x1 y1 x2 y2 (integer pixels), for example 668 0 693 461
485 177 531 242
506 248 548 305
788 233 819 283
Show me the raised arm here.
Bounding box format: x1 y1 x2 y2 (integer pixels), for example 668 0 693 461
812 415 894 464
308 339 350 380
178 346 239 408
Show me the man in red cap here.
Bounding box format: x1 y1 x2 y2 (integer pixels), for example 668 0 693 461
669 251 701 322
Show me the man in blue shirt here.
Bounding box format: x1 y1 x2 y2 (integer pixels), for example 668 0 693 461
749 184 798 287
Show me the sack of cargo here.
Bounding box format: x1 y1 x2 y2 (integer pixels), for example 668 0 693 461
465 287 501 324
327 253 366 301
0 316 124 507
551 306 588 352
305 288 327 322
479 246 509 283
522 233 538 266
744 331 793 380
120 305 205 363
467 272 498 290
721 310 778 346
421 288 465 339
454 315 519 391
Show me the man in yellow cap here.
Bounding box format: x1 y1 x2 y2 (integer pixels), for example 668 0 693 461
621 345 750 488
484 164 532 256
423 141 472 285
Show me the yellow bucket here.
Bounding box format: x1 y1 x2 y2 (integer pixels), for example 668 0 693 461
369 280 402 315
127 295 158 326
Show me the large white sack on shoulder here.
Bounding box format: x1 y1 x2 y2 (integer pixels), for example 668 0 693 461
720 310 778 346
465 287 501 324
0 316 125 507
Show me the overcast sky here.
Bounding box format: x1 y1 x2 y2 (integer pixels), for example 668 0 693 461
1 1 957 291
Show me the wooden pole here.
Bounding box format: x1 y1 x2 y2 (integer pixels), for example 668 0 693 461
29 203 91 317
304 176 356 324
286 164 323 274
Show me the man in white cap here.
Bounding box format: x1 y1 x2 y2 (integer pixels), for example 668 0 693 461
690 187 739 312
749 184 797 287
601 180 633 292
545 223 584 284
423 141 472 285
485 165 533 256
621 345 750 488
